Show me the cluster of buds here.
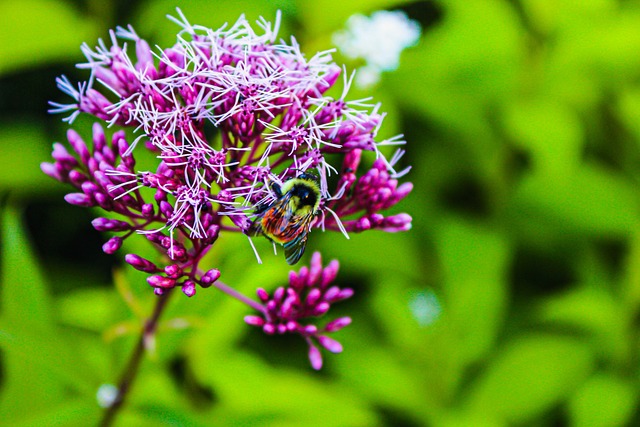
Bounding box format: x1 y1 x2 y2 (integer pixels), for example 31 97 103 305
43 10 413 367
245 252 352 369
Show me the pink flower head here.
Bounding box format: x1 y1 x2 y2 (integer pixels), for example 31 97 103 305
45 9 412 267
43 9 412 367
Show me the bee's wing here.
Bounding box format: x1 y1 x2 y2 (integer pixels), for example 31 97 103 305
247 211 265 237
283 232 308 265
282 212 316 265
247 194 293 238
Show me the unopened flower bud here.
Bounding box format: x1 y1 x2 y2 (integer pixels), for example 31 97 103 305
181 280 196 297
102 236 123 254
200 269 221 287
147 275 176 289
124 254 158 273
92 217 130 232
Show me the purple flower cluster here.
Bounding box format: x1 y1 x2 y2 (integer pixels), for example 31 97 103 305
245 252 352 369
43 10 412 368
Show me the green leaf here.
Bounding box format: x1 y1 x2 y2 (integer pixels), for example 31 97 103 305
195 352 376 427
0 0 96 74
534 286 628 363
5 399 98 427
465 334 594 424
0 204 98 417
1 203 52 326
510 164 640 237
435 220 510 364
56 287 125 332
568 373 638 427
337 344 434 418
0 321 98 397
389 0 522 137
502 99 583 180
0 122 54 193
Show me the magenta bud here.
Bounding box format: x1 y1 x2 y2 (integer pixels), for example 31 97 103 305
102 236 123 254
200 269 221 287
263 323 276 335
51 142 77 166
324 316 352 332
94 193 113 211
380 213 412 232
320 260 340 287
41 162 62 181
81 181 100 197
122 155 136 170
368 213 384 226
318 335 343 353
92 123 106 151
307 252 323 285
312 302 330 316
305 288 322 307
68 170 87 186
289 271 303 289
205 225 220 242
297 267 309 287
323 286 341 302
67 129 90 164
159 200 173 217
168 245 186 260
182 280 196 297
101 146 116 165
145 232 163 244
147 275 176 289
64 193 94 207
92 217 130 232
355 216 371 232
124 254 158 273
164 264 183 278
303 324 318 335
286 320 298 331
93 170 113 191
308 344 323 370
141 203 154 217
244 315 265 326
273 286 285 302
256 288 270 302
277 323 287 334
395 182 413 199
280 298 294 318
337 288 354 300
160 236 172 249
266 300 278 312
343 148 362 172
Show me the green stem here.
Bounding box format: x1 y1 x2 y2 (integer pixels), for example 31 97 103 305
99 289 173 427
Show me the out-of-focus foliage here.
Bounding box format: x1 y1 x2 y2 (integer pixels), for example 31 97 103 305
2 0 640 426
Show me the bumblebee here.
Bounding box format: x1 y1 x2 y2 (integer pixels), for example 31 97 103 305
247 173 321 265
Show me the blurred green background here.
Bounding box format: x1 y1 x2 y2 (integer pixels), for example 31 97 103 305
2 0 640 426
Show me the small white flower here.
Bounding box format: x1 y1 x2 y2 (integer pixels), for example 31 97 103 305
333 10 421 87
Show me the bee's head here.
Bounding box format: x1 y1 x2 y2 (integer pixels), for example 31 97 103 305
279 172 321 213
291 182 318 209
